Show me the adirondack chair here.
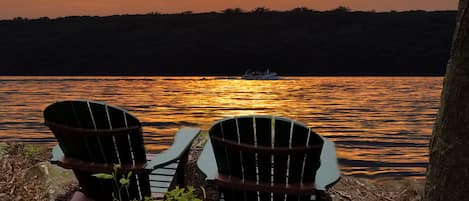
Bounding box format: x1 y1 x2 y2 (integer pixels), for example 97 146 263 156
44 100 200 201
197 116 340 201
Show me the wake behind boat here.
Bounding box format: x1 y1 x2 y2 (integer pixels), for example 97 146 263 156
241 69 281 80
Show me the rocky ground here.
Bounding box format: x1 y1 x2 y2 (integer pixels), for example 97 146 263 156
0 143 49 201
0 138 424 201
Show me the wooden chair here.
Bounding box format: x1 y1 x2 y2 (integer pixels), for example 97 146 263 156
44 100 200 201
197 116 340 201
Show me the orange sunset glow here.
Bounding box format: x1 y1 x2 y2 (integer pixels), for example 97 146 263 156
0 0 458 19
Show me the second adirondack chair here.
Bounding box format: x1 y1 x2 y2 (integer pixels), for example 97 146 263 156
44 100 200 201
197 115 340 201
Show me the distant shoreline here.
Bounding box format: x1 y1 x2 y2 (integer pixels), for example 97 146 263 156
0 8 457 22
0 10 455 76
0 74 446 76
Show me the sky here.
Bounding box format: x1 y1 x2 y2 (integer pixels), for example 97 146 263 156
0 0 459 20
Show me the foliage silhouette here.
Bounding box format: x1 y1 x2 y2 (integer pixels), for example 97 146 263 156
0 9 456 75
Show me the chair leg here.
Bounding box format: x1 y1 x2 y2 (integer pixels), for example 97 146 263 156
175 152 190 188
315 190 332 201
70 191 95 201
152 192 165 199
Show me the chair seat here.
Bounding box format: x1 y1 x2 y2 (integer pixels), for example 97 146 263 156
148 159 180 198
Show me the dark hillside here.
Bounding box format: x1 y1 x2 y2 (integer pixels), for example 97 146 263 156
0 10 456 75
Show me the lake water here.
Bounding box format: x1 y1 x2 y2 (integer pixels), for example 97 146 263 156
0 76 442 179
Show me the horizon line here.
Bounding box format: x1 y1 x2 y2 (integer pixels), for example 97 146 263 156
0 6 458 21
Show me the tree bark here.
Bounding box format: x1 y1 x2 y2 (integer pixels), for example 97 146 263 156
425 0 469 200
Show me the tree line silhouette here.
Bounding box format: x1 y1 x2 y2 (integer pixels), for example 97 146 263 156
0 8 456 75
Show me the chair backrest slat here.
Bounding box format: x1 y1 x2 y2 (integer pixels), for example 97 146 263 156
220 119 243 179
105 105 122 164
237 117 257 183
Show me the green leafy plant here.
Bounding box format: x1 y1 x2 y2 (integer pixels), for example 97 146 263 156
92 164 154 201
164 186 202 201
92 164 204 201
23 144 46 158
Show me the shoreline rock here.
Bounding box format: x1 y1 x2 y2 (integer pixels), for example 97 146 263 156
24 162 78 201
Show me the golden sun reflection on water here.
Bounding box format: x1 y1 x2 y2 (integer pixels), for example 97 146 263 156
0 76 442 179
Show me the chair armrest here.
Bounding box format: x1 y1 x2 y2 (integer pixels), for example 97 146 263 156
51 144 64 164
197 140 218 181
145 127 200 170
315 137 341 190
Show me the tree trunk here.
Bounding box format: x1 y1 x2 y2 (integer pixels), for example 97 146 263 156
425 1 469 200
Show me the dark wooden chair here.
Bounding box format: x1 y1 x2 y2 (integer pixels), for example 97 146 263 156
197 115 340 201
44 100 200 201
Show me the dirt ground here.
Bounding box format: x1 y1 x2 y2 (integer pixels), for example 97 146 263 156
0 141 423 201
0 143 50 201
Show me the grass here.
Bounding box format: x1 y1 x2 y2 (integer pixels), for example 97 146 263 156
23 144 48 158
0 143 8 159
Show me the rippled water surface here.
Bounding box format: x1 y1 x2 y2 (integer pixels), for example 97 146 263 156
0 76 442 179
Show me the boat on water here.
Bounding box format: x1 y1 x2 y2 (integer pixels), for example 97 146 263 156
241 69 281 80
